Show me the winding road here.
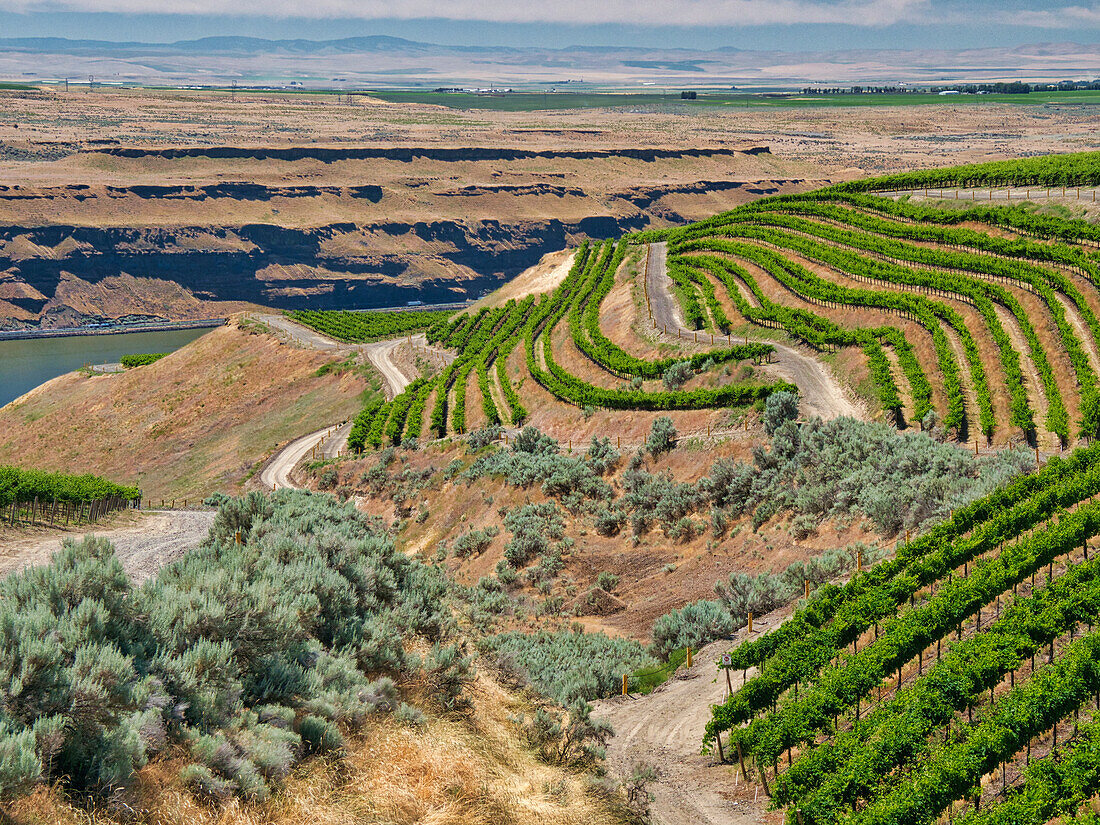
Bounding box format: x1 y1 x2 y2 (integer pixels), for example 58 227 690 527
0 319 428 582
258 321 425 491
364 335 420 397
645 243 866 421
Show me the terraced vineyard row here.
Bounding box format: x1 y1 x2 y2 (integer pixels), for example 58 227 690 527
671 153 1100 825
307 241 788 448
288 307 455 342
700 439 1100 825
629 154 1100 448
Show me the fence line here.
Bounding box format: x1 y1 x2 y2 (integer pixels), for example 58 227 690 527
2 495 138 528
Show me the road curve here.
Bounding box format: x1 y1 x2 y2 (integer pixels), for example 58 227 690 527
258 318 426 491
253 313 344 351
645 243 866 422
364 335 418 398
260 422 351 491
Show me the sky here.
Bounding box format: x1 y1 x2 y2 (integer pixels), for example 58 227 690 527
0 1 1099 51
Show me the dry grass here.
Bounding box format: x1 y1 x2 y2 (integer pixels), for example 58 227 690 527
0 318 374 501
4 675 627 825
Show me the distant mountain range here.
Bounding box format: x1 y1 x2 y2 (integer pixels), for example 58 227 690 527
0 36 1097 88
0 35 509 55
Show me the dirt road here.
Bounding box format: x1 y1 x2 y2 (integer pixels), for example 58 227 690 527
260 421 352 491
255 317 428 490
364 335 419 398
645 243 865 422
592 636 768 825
645 242 686 331
253 313 346 351
0 509 215 584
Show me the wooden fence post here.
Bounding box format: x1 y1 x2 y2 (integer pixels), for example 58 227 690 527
736 741 749 780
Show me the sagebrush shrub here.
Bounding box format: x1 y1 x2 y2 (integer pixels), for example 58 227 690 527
646 417 678 457
0 490 459 804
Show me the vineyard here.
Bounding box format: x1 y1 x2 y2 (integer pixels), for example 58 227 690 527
702 438 1100 825
0 466 141 527
663 151 1100 825
325 241 788 452
296 152 1100 454
0 466 140 507
120 353 168 368
629 150 1100 449
288 308 456 343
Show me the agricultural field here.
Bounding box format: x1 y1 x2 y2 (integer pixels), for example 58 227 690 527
10 116 1100 825
296 151 1100 457
642 152 1100 451
708 441 1100 825
369 89 1100 112
293 242 787 454
287 151 1100 824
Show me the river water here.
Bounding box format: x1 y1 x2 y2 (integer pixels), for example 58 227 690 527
0 328 210 409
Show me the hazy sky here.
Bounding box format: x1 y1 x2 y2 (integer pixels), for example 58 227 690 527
0 1 1099 50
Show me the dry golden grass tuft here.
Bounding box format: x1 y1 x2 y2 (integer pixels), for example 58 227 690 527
4 675 627 825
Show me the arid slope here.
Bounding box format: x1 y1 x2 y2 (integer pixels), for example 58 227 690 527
0 318 374 500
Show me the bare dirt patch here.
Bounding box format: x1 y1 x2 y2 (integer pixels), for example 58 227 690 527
0 509 215 583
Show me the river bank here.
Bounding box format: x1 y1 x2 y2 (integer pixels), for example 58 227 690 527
0 327 215 409
0 318 226 342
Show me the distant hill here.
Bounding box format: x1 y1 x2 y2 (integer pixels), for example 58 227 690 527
1 36 1098 88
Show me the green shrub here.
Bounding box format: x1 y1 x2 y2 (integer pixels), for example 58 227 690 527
651 600 736 659
662 361 694 390
120 353 168 368
0 490 458 803
479 630 654 704
596 571 620 592
452 526 500 558
466 425 502 451
763 390 800 435
646 417 678 457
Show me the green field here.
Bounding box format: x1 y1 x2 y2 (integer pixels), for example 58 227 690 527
367 89 1100 111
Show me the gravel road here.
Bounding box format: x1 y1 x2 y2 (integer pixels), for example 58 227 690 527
592 636 769 825
254 313 346 351
259 422 351 491
645 242 685 330
0 509 215 584
364 335 418 398
0 317 415 581
254 317 426 490
645 242 865 421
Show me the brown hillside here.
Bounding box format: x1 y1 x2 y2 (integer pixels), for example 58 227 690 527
7 672 629 825
0 318 374 501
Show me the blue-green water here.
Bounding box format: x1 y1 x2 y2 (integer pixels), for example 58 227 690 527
0 328 210 409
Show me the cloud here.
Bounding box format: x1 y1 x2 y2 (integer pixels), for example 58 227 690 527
0 0 945 27
1000 4 1100 27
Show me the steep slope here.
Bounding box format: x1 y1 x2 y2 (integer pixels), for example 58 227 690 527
0 317 377 500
